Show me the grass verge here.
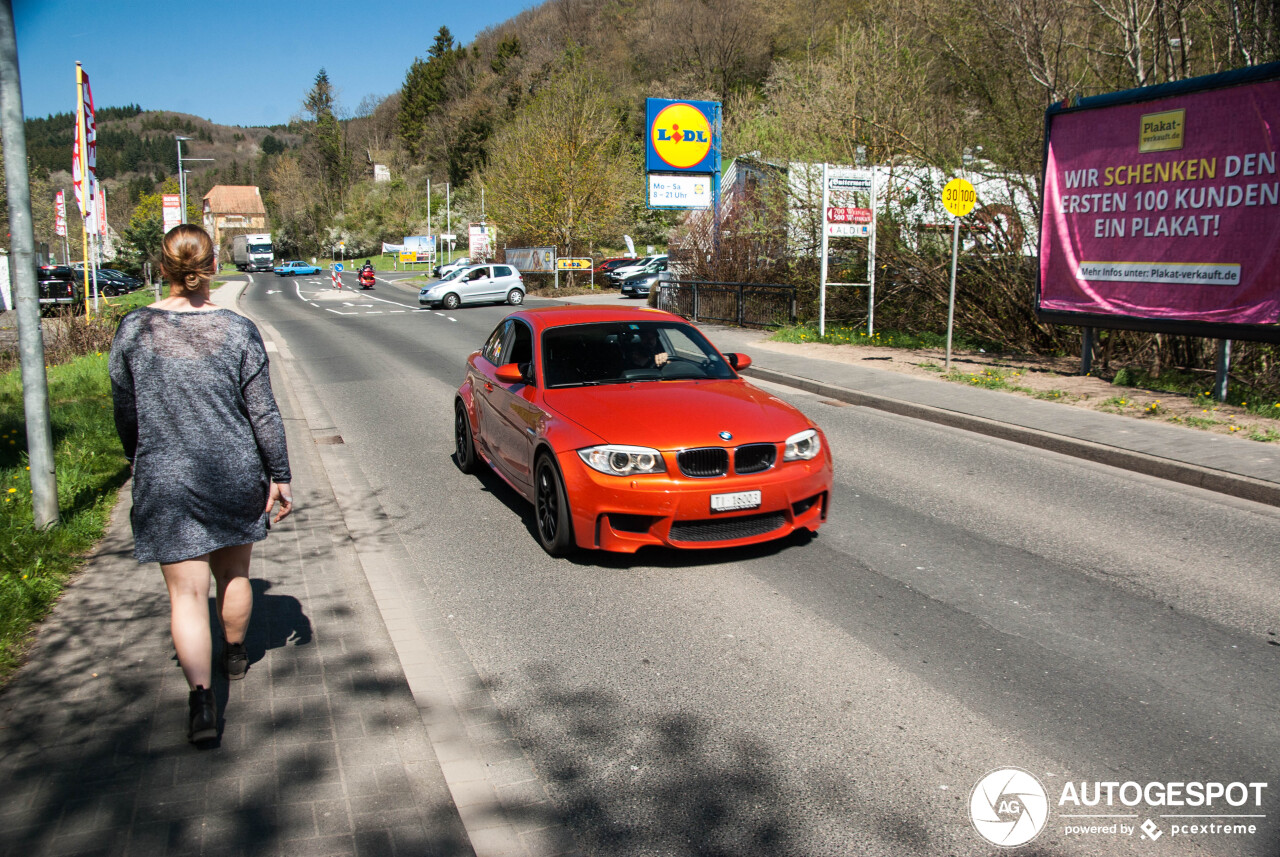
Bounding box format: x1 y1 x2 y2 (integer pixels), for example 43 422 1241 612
772 323 998 352
0 352 130 684
1112 366 1280 420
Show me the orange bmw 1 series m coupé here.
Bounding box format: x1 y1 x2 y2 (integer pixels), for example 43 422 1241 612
454 306 833 555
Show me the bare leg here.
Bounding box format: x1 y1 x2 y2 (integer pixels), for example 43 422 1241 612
161 556 214 690
212 543 254 645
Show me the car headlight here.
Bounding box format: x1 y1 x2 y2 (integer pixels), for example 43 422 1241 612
783 429 821 461
578 445 666 476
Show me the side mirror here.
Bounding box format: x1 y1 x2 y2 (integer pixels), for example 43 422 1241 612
495 363 525 384
727 353 752 371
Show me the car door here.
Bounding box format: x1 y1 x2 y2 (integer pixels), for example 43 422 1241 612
487 318 540 488
455 266 488 304
472 321 510 464
491 265 519 299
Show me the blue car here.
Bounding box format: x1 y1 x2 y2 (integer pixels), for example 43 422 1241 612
274 260 321 276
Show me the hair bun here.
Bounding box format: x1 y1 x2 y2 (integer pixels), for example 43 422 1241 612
161 224 216 293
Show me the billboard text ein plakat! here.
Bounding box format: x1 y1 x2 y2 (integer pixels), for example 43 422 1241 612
1039 66 1280 334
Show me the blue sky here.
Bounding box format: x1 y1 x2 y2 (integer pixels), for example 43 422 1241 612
14 0 536 127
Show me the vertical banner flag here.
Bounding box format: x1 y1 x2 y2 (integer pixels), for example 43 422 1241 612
54 190 67 237
97 180 108 239
72 65 97 223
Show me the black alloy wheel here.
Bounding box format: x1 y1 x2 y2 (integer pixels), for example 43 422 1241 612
534 454 574 556
454 400 476 473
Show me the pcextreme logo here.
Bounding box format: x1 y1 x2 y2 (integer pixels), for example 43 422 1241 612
650 102 713 169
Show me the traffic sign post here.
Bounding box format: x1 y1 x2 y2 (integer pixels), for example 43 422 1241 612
942 178 977 371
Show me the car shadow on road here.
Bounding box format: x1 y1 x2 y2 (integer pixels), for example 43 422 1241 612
457 453 820 569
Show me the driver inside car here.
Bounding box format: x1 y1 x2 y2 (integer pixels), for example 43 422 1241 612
625 328 669 369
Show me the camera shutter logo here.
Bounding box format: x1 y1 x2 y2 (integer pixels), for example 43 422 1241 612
970 768 1050 847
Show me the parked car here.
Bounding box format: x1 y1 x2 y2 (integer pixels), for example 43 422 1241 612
591 257 637 278
274 260 322 276
72 266 143 295
454 306 833 555
433 256 471 278
619 258 668 298
606 254 667 288
37 265 84 313
418 264 525 309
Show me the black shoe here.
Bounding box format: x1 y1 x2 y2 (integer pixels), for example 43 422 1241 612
223 642 248 680
188 686 217 743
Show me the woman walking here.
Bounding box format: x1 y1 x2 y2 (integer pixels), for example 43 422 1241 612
109 225 293 743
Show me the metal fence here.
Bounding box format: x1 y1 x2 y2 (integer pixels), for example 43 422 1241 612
656 279 797 328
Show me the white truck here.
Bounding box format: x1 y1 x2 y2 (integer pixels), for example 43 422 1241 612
232 233 274 272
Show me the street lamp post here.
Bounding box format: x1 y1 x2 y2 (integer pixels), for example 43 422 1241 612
176 136 191 223
175 135 213 226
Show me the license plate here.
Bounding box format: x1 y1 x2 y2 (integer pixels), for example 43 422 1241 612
711 490 761 512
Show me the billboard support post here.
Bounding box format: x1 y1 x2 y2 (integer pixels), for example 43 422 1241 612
1214 339 1232 401
1081 327 1095 374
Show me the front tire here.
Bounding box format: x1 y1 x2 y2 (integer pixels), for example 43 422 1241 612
534 454 575 556
443 293 461 310
454 400 477 474
506 288 524 306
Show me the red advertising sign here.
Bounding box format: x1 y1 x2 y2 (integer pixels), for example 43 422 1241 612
162 194 182 234
54 190 66 237
1039 65 1280 339
827 207 873 224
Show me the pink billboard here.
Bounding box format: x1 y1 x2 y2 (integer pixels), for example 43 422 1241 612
1039 66 1280 337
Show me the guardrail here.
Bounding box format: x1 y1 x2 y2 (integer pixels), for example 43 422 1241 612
656 279 797 328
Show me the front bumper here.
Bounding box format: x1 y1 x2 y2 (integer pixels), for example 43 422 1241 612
557 447 833 553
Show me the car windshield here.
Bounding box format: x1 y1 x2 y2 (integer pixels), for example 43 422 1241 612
438 267 468 283
542 321 737 388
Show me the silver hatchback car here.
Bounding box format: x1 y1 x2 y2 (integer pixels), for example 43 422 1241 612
419 264 525 309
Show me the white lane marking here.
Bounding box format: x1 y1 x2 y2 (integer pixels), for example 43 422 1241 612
294 281 306 301
448 317 457 323
309 303 319 307
266 289 280 295
435 312 445 317
325 309 359 315
356 290 421 310
342 302 354 307
367 311 382 314
390 310 405 313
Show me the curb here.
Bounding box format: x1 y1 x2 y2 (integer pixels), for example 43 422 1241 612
741 364 1280 508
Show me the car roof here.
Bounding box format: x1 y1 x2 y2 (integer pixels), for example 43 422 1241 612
509 305 682 332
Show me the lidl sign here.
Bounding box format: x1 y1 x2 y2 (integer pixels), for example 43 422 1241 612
646 98 720 173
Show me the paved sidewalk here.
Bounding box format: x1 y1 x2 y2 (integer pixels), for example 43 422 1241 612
0 286 474 857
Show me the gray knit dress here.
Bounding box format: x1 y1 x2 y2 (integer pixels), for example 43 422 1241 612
109 307 291 564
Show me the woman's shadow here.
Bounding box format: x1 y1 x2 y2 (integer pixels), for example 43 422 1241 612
238 578 313 663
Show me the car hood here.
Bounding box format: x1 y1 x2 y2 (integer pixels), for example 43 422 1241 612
544 379 812 448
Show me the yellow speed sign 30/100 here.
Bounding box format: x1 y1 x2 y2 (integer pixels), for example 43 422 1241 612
942 178 976 218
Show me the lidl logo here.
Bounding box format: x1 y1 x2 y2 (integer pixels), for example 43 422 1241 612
650 102 713 170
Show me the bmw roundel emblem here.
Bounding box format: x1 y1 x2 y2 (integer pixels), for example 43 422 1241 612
719 431 733 441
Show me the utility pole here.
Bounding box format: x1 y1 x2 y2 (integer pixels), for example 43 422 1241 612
0 0 59 527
